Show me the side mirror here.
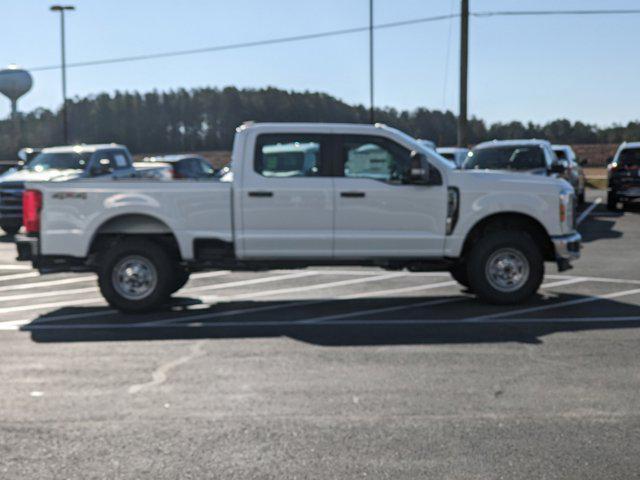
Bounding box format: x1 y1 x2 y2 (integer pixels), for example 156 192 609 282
549 162 566 175
408 151 430 184
91 158 113 176
606 156 614 165
579 158 588 166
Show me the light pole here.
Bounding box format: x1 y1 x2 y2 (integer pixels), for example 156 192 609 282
50 5 75 144
457 0 469 147
369 0 375 124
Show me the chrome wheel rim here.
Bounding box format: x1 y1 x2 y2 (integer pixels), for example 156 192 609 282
485 248 530 293
112 255 158 300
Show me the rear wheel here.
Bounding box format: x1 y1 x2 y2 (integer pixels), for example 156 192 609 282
607 191 618 211
170 267 191 294
467 231 543 305
97 239 173 313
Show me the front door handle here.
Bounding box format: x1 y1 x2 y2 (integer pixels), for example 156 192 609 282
248 191 274 198
340 191 366 198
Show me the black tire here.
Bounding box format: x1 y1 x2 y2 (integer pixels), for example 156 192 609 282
607 192 618 211
170 267 191 295
1 225 20 236
449 262 471 290
466 231 544 305
97 239 174 313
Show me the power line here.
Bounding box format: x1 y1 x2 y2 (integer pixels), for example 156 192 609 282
28 8 640 73
29 13 458 72
473 9 640 18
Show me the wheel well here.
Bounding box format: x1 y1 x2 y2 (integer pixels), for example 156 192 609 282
89 214 181 262
461 213 555 261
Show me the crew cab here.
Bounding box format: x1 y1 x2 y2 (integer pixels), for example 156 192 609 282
607 142 640 210
0 144 136 235
16 123 581 312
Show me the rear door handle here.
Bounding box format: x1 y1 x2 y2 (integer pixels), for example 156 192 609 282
248 191 274 198
340 191 366 198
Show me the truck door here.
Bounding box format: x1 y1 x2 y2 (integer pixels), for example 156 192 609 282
332 135 447 258
239 133 334 258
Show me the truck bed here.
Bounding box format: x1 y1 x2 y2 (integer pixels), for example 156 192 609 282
28 179 233 261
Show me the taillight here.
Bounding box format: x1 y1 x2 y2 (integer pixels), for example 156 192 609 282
23 189 42 233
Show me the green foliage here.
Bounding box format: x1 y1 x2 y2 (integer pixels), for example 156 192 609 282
0 86 638 157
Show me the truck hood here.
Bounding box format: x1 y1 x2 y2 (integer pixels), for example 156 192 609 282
0 168 84 183
451 168 571 193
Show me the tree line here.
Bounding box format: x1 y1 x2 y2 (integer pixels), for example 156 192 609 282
1 86 639 157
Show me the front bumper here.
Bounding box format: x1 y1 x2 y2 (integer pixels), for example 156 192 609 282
550 232 581 271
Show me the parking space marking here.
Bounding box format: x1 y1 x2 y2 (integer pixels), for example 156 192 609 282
17 314 640 333
179 271 319 294
0 286 97 303
0 265 33 271
469 287 640 322
576 197 602 226
0 272 40 282
0 297 104 315
302 296 463 324
540 278 588 289
0 275 96 293
215 272 407 301
141 279 458 328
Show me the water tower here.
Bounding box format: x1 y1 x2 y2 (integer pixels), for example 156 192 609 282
0 65 33 117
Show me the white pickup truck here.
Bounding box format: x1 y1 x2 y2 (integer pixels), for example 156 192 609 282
16 123 581 312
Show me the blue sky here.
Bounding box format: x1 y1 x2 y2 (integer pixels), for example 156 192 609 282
1 0 639 126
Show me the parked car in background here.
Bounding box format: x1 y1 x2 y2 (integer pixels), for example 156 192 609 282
464 139 567 178
552 144 586 204
607 142 640 210
139 155 218 179
0 144 135 235
436 147 469 168
17 122 580 312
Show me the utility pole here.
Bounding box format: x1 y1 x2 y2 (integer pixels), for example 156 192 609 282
50 5 75 144
457 0 469 147
369 0 375 124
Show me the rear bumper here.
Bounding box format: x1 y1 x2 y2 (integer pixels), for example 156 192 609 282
15 234 89 272
550 232 581 270
15 233 38 262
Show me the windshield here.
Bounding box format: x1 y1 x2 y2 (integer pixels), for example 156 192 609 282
618 148 640 167
464 146 546 171
26 152 91 172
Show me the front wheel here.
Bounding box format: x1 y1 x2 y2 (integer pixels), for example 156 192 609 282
607 192 618 211
449 263 471 290
466 231 544 305
97 239 174 313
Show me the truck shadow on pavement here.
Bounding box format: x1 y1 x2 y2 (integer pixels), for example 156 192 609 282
24 292 640 346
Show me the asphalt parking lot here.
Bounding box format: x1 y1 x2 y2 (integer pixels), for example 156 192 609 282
1 189 639 479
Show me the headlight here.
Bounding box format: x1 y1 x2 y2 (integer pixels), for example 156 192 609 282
446 187 459 235
559 188 574 228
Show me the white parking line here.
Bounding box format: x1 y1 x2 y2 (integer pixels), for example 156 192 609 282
469 287 640 322
180 271 319 294
576 197 602 226
17 314 640 333
0 297 104 315
0 275 96 293
0 286 97 303
0 265 33 271
540 278 588 289
218 273 407 301
0 271 40 282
